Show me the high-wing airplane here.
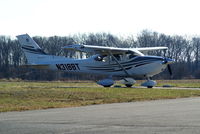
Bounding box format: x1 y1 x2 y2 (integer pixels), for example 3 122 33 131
17 34 174 88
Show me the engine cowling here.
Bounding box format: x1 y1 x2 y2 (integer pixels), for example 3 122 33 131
97 79 114 87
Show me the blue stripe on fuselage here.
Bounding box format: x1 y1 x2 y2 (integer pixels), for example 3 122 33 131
86 56 164 71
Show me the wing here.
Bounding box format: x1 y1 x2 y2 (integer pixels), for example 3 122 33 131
134 47 168 52
63 44 144 55
62 44 167 55
62 44 132 54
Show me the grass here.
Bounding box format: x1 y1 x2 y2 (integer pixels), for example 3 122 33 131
156 79 200 88
128 79 200 88
1 80 200 112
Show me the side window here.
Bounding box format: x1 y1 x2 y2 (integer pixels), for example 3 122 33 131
126 52 138 59
112 54 122 61
113 54 120 61
94 55 108 62
95 56 103 61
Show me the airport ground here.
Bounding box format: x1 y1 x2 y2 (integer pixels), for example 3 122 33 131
1 97 200 134
1 79 200 112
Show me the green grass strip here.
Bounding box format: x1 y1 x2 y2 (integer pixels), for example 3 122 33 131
0 81 200 112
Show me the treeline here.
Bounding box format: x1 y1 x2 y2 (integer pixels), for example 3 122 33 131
1 30 200 80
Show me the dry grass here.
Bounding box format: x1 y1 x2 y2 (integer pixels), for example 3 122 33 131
1 80 200 112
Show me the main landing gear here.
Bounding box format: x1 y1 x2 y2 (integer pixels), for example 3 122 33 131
97 78 114 87
141 77 157 88
97 77 157 88
120 78 136 87
97 77 136 87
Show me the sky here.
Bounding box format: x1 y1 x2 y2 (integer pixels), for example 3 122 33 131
1 0 200 38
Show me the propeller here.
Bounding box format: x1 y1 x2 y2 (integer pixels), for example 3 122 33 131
162 58 174 77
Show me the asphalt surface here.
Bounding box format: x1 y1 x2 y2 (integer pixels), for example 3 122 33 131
1 97 200 134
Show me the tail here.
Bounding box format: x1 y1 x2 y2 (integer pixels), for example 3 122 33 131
16 34 48 64
17 34 66 65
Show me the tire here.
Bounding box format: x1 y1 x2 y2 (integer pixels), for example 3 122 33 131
125 84 133 87
103 85 112 87
147 86 153 88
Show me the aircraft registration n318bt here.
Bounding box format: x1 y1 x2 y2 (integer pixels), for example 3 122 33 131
17 34 174 88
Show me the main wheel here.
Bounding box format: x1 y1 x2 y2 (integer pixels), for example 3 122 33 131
103 85 112 87
125 84 133 87
147 86 153 88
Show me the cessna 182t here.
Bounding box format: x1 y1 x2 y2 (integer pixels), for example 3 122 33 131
17 34 174 88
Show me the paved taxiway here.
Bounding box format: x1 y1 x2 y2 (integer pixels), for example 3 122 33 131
1 97 200 134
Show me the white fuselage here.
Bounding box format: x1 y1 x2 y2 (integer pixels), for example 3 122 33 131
41 55 167 78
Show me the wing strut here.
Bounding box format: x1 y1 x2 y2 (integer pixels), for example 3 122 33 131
108 51 131 77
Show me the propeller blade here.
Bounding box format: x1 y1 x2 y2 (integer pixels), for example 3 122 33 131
167 64 172 76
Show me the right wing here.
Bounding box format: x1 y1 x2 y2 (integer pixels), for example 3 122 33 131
135 47 168 52
62 44 144 55
63 44 168 56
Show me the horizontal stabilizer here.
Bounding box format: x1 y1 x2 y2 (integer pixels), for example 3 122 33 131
20 65 49 69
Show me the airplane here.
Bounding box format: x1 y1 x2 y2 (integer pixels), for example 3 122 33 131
16 34 174 88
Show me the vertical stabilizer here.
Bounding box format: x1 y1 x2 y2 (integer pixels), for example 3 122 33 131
16 34 46 64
